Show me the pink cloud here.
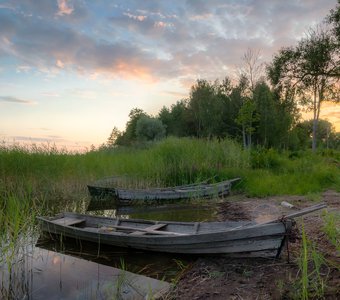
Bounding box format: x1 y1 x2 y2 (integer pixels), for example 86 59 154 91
57 0 74 16
123 12 147 22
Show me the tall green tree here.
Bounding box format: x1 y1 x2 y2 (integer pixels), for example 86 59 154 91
234 74 256 148
115 108 148 145
188 79 224 138
235 98 259 148
252 81 276 147
267 24 339 151
236 49 265 149
158 100 194 137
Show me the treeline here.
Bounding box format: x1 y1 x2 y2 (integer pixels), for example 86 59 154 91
105 1 339 151
107 78 338 150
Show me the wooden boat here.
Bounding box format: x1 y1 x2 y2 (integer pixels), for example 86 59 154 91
87 178 241 205
37 203 326 258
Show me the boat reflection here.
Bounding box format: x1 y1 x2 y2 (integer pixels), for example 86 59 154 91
36 236 191 282
0 237 178 300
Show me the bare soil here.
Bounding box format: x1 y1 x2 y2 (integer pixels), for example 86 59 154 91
168 190 340 300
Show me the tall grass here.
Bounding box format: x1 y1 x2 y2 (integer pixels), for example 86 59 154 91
1 138 339 242
98 137 249 186
297 223 327 299
322 212 340 253
243 148 340 196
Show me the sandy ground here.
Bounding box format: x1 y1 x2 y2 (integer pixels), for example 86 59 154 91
168 190 340 300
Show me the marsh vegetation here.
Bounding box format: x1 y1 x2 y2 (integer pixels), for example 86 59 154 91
0 138 339 298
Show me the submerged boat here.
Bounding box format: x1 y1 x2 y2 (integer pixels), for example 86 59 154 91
87 178 241 205
37 203 326 258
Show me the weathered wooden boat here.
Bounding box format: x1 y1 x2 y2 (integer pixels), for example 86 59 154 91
37 203 326 258
87 177 241 205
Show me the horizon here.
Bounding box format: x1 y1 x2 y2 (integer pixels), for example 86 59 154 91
1 0 339 151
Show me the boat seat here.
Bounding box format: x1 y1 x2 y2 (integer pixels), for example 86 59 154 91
130 223 167 235
51 217 85 226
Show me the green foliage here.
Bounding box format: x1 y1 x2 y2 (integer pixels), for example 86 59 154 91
322 211 340 252
243 150 340 196
97 137 248 186
250 147 285 170
158 100 195 137
267 23 339 152
290 119 339 150
107 126 122 146
328 0 340 45
135 116 166 142
115 108 148 146
296 224 327 300
189 79 227 138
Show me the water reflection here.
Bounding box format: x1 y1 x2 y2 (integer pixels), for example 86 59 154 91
1 237 178 299
1 199 222 299
36 237 190 281
87 201 220 222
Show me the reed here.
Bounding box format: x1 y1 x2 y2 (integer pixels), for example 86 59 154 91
296 222 328 300
322 212 340 252
300 222 309 300
243 150 340 197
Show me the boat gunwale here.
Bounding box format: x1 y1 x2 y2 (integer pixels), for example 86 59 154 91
87 178 241 193
37 212 290 240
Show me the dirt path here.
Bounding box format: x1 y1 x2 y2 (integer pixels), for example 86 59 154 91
169 190 340 300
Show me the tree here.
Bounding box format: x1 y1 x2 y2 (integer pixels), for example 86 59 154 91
234 74 255 148
158 100 195 137
327 0 340 76
135 116 166 141
267 24 339 151
235 98 259 149
290 119 338 149
115 108 148 145
240 48 265 91
107 126 121 146
236 49 265 149
252 81 276 147
188 79 225 138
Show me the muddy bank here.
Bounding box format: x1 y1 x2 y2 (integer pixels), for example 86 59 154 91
168 190 340 300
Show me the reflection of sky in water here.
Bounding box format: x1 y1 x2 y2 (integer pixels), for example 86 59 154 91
1 246 169 300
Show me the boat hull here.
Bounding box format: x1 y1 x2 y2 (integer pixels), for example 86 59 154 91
87 178 240 205
38 212 291 258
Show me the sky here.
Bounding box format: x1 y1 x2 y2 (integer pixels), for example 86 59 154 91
0 0 339 151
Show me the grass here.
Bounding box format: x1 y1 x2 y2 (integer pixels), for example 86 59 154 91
322 211 340 253
1 138 339 239
296 222 329 300
0 138 339 298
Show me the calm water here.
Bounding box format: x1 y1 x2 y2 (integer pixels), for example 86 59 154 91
0 200 221 299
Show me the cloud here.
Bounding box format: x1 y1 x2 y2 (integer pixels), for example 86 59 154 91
162 90 188 98
0 96 36 104
0 0 336 85
11 136 63 142
123 12 147 21
57 0 74 16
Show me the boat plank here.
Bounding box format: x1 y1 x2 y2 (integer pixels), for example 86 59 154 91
130 223 167 236
99 224 185 236
51 217 85 226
